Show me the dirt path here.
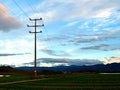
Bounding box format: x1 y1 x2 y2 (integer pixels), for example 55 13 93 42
0 78 120 89
30 86 120 89
0 79 42 85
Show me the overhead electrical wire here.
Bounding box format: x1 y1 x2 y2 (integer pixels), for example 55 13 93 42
25 0 54 56
28 0 41 15
12 0 30 18
20 0 53 58
26 1 69 60
25 1 37 14
0 1 27 29
26 1 55 59
12 0 67 61
0 2 17 17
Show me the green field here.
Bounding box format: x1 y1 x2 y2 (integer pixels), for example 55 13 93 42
0 73 120 90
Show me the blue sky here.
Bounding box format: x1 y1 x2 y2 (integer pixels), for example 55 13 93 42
0 0 120 67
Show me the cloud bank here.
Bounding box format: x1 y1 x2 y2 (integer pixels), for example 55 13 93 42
80 44 120 51
41 49 70 56
23 58 102 67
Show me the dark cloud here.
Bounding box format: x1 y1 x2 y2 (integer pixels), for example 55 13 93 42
72 34 118 45
23 58 103 66
81 44 109 51
80 44 120 51
38 58 68 63
41 49 56 56
42 29 120 46
67 58 103 66
0 4 23 32
66 29 120 45
41 49 70 56
0 53 30 56
23 58 68 66
43 35 68 41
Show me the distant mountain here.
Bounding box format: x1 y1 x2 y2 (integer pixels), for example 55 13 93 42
16 63 120 73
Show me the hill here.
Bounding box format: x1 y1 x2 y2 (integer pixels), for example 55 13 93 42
16 63 120 73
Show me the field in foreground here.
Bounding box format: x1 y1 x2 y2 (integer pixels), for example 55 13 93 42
0 73 120 90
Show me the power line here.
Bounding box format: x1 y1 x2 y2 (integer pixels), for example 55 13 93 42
28 0 40 14
2 2 25 20
25 1 37 14
12 0 30 18
12 0 66 59
12 0 56 66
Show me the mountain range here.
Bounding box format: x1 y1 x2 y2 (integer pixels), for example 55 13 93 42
16 63 120 73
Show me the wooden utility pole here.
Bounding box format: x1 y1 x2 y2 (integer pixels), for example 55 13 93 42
27 18 44 78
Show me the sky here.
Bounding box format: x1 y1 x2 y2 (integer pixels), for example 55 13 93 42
0 0 120 67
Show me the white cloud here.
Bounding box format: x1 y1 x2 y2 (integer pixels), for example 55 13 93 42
115 51 120 55
0 40 4 47
66 48 74 54
0 35 49 65
66 21 79 27
0 38 47 53
39 62 69 67
3 39 32 53
0 38 46 54
94 8 113 18
0 38 47 65
0 54 33 65
30 10 57 24
36 0 120 23
37 42 47 50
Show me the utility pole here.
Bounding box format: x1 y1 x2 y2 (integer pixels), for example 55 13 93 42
27 18 44 78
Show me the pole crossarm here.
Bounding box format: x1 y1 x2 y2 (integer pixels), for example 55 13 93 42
27 17 44 78
27 24 44 27
29 31 42 33
29 18 42 21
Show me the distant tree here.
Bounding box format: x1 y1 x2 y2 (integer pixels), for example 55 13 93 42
0 65 13 72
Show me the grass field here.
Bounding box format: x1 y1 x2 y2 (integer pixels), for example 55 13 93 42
0 73 120 90
0 75 33 83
